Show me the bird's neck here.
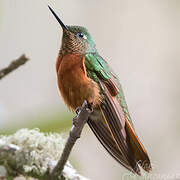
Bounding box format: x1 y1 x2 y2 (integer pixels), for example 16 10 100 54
59 39 97 55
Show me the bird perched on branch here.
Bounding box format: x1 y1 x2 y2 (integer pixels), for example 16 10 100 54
49 6 151 175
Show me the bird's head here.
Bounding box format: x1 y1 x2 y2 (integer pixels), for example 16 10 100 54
48 6 97 54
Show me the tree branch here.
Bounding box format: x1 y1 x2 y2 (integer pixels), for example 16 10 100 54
0 54 29 80
0 100 93 180
0 54 92 179
0 129 90 180
51 100 93 179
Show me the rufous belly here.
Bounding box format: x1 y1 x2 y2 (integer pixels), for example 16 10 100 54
56 53 101 110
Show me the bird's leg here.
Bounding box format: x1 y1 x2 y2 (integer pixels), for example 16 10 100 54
87 102 93 112
73 101 93 126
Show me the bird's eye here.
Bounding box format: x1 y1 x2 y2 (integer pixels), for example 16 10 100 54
76 32 87 39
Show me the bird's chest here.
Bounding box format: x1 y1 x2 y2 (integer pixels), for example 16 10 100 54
56 54 100 110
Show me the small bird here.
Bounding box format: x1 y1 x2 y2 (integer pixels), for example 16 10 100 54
48 6 151 175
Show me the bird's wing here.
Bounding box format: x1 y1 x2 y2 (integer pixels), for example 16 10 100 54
85 53 151 174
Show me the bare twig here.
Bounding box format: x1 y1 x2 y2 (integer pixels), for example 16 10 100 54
0 54 29 80
51 100 93 179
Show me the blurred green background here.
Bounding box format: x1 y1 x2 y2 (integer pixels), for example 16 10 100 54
0 0 180 179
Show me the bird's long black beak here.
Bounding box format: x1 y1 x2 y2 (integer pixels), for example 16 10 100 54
48 5 68 31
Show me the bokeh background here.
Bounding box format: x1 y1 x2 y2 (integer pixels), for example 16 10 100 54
0 0 180 179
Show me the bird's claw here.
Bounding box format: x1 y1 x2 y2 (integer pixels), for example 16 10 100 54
73 101 93 126
87 102 93 113
75 106 82 115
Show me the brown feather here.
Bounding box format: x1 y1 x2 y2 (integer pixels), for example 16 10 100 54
88 79 151 175
100 86 141 174
103 77 152 172
56 54 101 110
88 118 135 173
125 118 152 172
103 78 119 96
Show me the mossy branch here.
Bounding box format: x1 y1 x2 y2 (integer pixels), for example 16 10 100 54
0 129 90 180
0 55 92 179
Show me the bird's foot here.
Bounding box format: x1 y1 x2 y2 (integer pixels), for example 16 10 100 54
87 102 93 113
73 101 93 127
75 106 81 115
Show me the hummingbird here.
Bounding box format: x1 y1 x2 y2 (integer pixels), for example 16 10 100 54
48 6 151 175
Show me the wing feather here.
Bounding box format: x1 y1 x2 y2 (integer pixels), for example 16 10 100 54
85 53 151 174
100 81 141 174
87 118 135 173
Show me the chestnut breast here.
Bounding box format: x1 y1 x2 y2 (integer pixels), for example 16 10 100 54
56 53 101 110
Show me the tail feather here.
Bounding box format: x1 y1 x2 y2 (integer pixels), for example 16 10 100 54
125 118 152 172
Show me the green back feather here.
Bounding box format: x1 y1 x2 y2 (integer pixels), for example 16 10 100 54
85 53 133 126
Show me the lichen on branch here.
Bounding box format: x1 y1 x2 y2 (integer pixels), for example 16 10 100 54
0 129 89 180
